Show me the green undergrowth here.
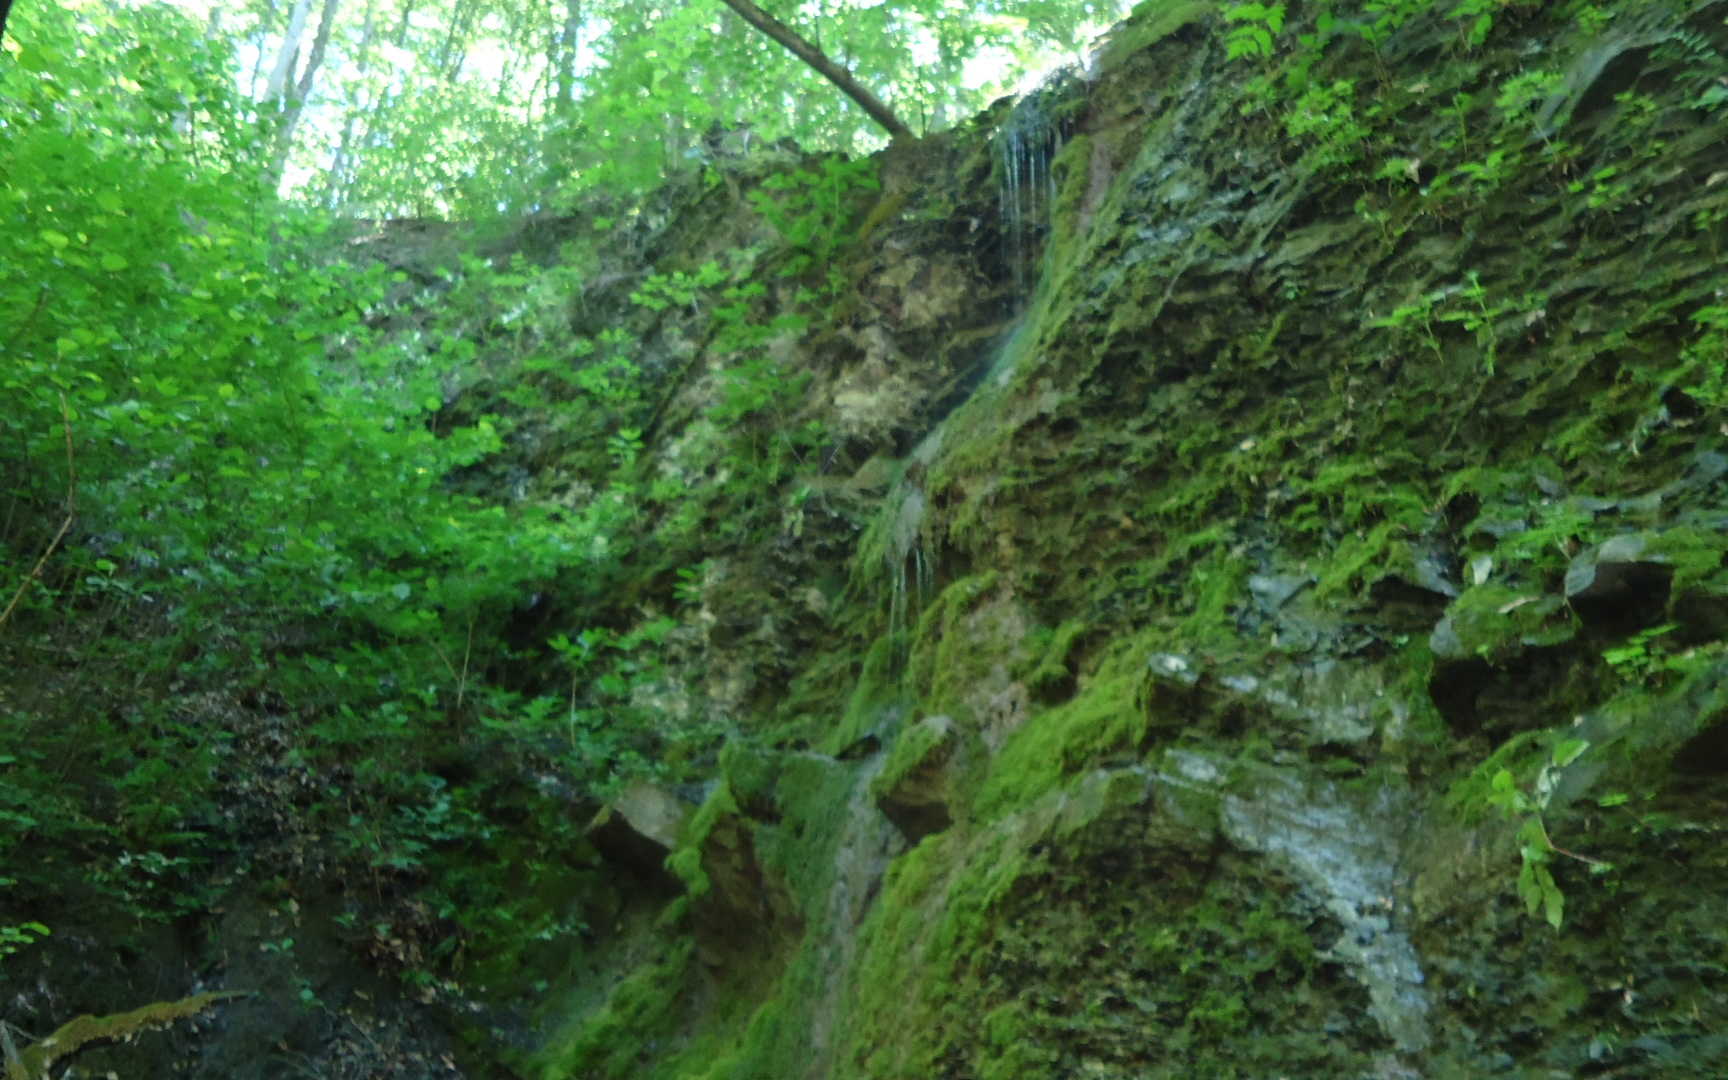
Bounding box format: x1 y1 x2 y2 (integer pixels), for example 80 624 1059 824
0 3 891 1055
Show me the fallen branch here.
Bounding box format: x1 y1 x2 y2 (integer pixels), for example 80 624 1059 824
7 990 250 1080
716 0 913 139
0 394 76 633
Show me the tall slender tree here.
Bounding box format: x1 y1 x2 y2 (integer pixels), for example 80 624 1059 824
268 0 343 180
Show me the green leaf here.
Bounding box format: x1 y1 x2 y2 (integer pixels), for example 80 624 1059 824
17 45 60 72
41 229 71 250
1540 869 1564 929
1516 860 1540 913
1551 738 1589 768
100 252 130 271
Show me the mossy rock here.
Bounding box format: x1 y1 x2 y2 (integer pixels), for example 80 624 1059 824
1431 583 1577 663
870 714 963 841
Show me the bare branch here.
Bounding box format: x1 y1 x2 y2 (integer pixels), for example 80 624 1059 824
0 394 77 633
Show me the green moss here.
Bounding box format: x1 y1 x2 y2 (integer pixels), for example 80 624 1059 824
977 1002 1059 1079
848 476 927 642
869 715 955 806
675 965 819 1080
751 752 852 915
1023 617 1088 699
840 827 1029 1076
975 639 1150 821
1315 520 1418 600
1042 133 1095 294
821 631 909 756
666 781 740 898
717 739 779 813
774 644 866 743
603 740 887 1079
1094 2 1216 84
16 991 248 1080
1644 526 1728 599
1382 639 1449 755
906 571 1006 721
841 757 1367 1077
536 939 695 1080
1182 548 1251 638
854 187 911 247
1437 582 1577 662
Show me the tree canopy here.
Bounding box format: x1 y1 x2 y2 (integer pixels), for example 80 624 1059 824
6 0 1125 216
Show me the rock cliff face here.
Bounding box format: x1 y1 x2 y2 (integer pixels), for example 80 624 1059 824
538 2 1728 1077
11 2 1727 1077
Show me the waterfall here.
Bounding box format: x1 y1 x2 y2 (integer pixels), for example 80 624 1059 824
994 71 1073 291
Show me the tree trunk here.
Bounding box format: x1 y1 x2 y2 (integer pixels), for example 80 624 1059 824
436 0 475 80
714 0 912 140
245 0 278 101
263 0 315 103
553 0 583 119
391 0 417 46
321 0 377 209
268 0 343 182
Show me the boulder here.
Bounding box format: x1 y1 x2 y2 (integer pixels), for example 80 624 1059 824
588 782 692 890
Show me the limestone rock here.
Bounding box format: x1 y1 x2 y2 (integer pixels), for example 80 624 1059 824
588 782 692 888
872 715 961 843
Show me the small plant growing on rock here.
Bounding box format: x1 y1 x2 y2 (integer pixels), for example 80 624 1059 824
1223 3 1286 61
1481 737 1613 929
0 916 49 965
1602 622 1680 684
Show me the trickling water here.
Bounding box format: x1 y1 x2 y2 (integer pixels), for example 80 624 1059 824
844 77 1081 665
883 484 929 665
850 78 1080 683
994 72 1073 290
864 310 1034 680
803 753 902 1076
